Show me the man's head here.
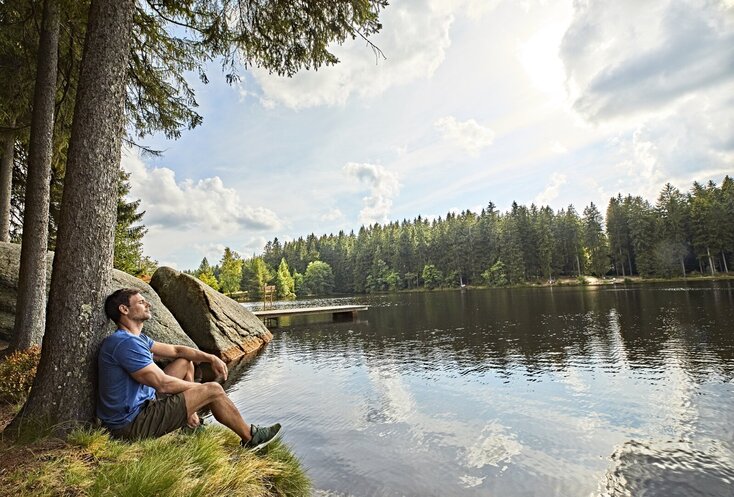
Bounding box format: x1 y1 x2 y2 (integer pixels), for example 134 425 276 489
105 288 151 325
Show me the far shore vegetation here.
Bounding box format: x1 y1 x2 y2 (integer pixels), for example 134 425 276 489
186 176 733 301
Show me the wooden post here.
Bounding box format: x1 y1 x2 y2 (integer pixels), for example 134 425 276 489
262 284 276 309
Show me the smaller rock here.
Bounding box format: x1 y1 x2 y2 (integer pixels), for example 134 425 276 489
150 267 272 361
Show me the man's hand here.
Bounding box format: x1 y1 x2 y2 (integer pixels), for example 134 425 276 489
210 355 228 381
187 412 201 428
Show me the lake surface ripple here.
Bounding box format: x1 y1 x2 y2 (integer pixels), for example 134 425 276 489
230 282 734 497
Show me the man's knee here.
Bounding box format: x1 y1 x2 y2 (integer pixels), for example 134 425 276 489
183 381 225 413
204 381 225 398
197 381 225 403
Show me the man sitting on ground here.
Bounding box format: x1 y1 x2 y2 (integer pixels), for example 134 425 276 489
97 288 280 450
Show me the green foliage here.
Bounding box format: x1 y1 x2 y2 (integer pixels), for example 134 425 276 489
292 271 304 295
218 247 243 294
114 170 149 275
421 264 442 290
302 260 334 295
5 427 311 497
0 345 41 404
582 202 610 277
482 260 508 287
195 257 220 291
275 258 296 299
366 258 392 292
213 0 388 79
198 272 219 292
241 257 273 299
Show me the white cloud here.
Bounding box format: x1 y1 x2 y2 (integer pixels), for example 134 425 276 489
550 141 567 154
344 162 400 225
250 0 500 109
559 0 734 203
561 0 734 121
192 243 227 265
434 116 495 155
535 172 567 206
320 208 344 222
121 149 282 233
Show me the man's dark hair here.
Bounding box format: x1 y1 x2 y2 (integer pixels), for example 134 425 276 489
105 288 140 324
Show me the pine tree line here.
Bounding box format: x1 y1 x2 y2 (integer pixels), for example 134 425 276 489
205 176 732 296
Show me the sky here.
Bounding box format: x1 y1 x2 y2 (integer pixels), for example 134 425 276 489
120 0 734 270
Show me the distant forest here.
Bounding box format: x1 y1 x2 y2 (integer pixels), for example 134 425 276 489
197 176 733 296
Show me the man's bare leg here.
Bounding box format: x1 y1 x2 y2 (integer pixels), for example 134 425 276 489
182 382 252 442
163 358 194 381
164 358 201 427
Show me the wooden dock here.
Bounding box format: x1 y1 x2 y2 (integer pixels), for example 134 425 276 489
253 305 368 328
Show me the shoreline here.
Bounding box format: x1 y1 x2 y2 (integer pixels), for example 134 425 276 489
234 274 734 303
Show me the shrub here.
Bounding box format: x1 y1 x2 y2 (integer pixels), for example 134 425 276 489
482 260 508 287
0 346 41 404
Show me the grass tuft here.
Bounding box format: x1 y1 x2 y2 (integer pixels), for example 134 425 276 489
1 426 311 497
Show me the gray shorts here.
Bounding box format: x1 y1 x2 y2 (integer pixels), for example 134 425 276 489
109 392 188 441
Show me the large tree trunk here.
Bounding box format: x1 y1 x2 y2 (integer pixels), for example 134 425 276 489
11 0 60 352
0 129 15 242
707 247 715 275
9 0 135 433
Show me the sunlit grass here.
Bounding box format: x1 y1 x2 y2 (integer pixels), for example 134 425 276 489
1 426 311 497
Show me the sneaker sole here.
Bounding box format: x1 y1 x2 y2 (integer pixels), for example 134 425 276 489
246 427 282 452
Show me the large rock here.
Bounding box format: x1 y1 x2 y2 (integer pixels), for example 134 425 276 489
109 270 196 348
0 241 194 348
150 266 272 361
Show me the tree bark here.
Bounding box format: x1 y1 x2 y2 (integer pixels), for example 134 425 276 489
10 0 135 433
680 255 686 279
723 251 729 274
0 128 15 242
707 247 715 275
11 0 60 352
619 250 625 277
627 254 633 277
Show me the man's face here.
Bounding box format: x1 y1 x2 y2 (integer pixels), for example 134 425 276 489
122 293 152 322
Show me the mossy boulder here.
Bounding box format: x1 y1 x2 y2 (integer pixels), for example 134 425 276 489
0 242 194 348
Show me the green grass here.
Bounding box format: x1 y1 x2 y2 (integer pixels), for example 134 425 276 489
1 426 311 497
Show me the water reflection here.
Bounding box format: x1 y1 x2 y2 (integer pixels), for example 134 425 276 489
231 282 734 496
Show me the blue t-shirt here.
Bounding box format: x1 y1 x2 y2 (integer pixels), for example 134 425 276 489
97 329 156 429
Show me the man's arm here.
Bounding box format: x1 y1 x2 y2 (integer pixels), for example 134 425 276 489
130 363 197 395
150 342 228 381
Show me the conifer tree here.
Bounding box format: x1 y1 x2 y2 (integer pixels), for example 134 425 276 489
275 257 296 299
582 202 609 277
655 183 690 277
241 257 272 299
218 247 242 294
195 257 219 291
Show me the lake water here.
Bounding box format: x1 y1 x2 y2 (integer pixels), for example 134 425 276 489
229 282 734 497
